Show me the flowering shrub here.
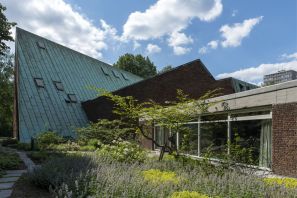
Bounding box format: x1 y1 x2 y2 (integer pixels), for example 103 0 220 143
142 169 180 184
263 177 297 189
171 191 209 198
47 141 81 151
96 140 146 163
36 131 63 149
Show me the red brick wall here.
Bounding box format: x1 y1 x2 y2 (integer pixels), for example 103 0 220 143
272 102 297 177
82 60 235 121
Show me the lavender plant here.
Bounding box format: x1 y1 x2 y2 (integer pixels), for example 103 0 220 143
29 153 297 198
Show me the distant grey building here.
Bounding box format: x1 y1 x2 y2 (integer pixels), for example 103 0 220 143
264 70 297 85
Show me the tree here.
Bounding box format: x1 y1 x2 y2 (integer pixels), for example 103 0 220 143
158 65 173 74
113 53 157 78
0 51 14 136
97 88 219 160
0 3 16 55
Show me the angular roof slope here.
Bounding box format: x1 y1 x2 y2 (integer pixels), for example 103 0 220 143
82 59 257 121
15 28 142 142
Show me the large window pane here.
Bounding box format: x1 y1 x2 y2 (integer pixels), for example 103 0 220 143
200 122 228 158
179 124 198 155
154 126 170 149
231 119 272 167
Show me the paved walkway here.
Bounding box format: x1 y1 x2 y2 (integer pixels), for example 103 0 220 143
0 148 36 198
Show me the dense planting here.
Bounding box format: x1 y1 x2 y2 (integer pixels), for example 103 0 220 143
28 153 297 198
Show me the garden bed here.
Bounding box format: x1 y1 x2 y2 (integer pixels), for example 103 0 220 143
27 152 297 198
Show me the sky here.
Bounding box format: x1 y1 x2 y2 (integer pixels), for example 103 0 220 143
1 0 297 85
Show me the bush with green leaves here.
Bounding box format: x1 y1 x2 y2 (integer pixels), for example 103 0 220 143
36 131 63 149
96 140 146 163
77 119 135 145
0 151 22 170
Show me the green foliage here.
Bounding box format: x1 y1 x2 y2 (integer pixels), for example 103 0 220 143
0 151 21 169
36 131 63 149
96 140 146 163
46 141 81 151
1 137 18 146
77 119 135 145
98 88 219 159
0 3 16 55
159 65 173 73
170 191 209 198
113 53 157 78
28 154 94 189
30 153 297 198
28 151 50 164
263 177 297 189
142 169 180 184
0 52 14 136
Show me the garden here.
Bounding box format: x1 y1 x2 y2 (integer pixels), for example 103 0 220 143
1 90 297 197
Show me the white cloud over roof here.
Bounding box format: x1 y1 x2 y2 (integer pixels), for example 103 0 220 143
2 0 120 59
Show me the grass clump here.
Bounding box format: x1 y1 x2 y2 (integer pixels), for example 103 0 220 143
263 177 297 189
170 191 210 198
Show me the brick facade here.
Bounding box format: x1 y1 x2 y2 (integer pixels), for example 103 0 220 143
82 60 238 121
272 102 297 177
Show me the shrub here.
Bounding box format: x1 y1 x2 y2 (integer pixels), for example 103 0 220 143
28 154 93 189
171 191 209 198
79 145 96 151
142 169 180 184
76 119 135 145
0 151 22 169
96 140 146 163
28 151 49 164
47 142 80 151
36 131 63 149
263 177 297 189
1 137 18 146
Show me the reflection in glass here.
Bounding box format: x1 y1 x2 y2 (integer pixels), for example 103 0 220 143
200 122 228 158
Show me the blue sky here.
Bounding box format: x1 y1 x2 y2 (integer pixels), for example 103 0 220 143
2 0 297 84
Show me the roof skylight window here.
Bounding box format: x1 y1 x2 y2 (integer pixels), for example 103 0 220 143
112 70 120 78
34 78 45 88
53 81 64 91
67 94 77 103
101 67 109 75
37 41 46 49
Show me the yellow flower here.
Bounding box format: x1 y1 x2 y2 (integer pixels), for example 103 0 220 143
263 177 297 189
170 191 210 198
142 169 180 184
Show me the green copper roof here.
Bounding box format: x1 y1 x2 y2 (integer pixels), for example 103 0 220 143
16 28 143 142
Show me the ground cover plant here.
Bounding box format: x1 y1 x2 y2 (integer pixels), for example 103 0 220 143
0 148 22 170
28 153 297 198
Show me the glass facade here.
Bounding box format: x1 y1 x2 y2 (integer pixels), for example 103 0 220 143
154 110 272 168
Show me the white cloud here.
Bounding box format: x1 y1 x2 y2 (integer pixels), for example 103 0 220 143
2 0 121 59
198 40 218 54
146 43 161 54
198 46 208 54
208 40 219 49
168 31 193 55
220 16 263 48
217 60 297 84
123 0 222 40
122 0 222 55
281 52 297 60
133 41 141 50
